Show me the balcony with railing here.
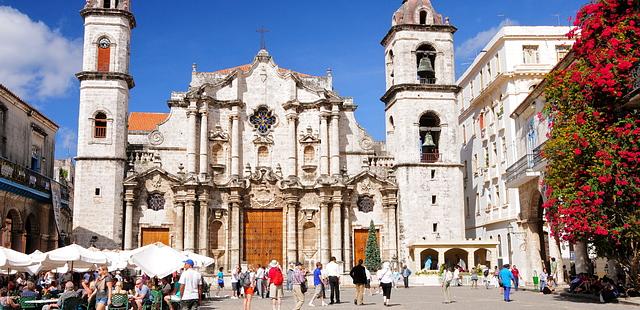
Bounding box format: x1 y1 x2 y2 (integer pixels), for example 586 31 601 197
421 152 441 163
505 153 541 188
0 156 69 204
531 143 546 171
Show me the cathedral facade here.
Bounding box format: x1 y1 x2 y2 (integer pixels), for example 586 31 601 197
74 0 496 272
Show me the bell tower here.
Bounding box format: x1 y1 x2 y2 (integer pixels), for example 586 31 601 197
381 0 465 260
73 0 135 249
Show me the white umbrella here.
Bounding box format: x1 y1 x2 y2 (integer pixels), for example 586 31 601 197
41 244 107 270
0 247 33 268
182 251 214 268
130 243 186 278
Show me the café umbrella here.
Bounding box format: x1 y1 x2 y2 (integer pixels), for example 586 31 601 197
0 247 33 274
130 243 186 278
41 243 107 270
181 251 214 269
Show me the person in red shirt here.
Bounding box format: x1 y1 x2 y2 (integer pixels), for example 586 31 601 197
511 265 522 291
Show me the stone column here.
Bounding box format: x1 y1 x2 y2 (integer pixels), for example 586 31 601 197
184 199 196 252
198 192 209 256
319 112 330 176
320 202 330 263
286 202 297 266
175 202 184 250
330 202 342 261
124 192 134 250
187 100 198 175
199 109 209 179
230 200 241 268
330 106 340 175
342 204 352 270
438 250 446 269
467 249 475 270
386 204 398 260
230 111 240 176
287 115 298 177
574 241 589 274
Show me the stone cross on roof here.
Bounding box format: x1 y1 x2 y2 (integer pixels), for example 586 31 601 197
257 26 270 50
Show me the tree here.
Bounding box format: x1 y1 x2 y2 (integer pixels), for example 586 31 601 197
542 0 640 288
364 220 381 271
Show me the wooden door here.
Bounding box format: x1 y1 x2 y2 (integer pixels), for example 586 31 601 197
353 228 379 266
141 227 169 246
243 209 282 266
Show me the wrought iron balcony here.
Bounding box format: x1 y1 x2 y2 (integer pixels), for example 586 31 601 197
505 154 540 188
0 156 69 203
419 78 437 85
421 152 441 163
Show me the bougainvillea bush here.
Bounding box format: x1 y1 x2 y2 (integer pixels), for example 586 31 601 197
542 0 640 287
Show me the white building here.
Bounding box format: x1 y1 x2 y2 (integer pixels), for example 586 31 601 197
457 26 573 280
73 0 496 272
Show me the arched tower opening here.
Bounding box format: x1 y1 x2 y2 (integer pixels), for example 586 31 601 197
419 112 441 163
416 44 437 84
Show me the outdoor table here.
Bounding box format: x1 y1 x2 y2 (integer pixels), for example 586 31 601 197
24 299 59 304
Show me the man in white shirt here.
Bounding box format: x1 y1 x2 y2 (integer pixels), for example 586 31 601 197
325 256 341 304
179 259 202 310
256 264 266 298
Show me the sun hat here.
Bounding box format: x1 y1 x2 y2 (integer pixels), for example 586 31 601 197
269 260 278 267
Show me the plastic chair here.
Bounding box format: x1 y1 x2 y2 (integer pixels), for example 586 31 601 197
146 290 163 310
62 297 84 310
19 296 37 310
109 294 129 310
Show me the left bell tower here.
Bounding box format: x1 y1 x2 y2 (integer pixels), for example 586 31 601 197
73 0 135 249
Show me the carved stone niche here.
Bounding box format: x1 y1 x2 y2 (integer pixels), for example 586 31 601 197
357 194 375 213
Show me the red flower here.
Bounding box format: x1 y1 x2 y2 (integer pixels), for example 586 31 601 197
574 148 582 155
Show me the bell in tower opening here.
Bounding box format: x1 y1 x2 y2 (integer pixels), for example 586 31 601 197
416 44 436 83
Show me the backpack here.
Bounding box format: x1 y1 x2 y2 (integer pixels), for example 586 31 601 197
239 272 251 288
483 269 489 277
270 267 284 286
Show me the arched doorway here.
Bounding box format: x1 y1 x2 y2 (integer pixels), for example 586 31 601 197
3 210 23 252
535 193 550 271
474 249 490 268
24 214 40 253
444 248 469 269
420 249 438 270
208 220 224 250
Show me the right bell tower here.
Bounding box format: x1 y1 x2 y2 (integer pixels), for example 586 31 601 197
381 0 465 261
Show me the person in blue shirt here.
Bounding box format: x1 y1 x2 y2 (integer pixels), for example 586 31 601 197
499 264 515 302
308 262 327 307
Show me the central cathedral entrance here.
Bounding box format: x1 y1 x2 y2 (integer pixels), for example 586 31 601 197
243 209 283 266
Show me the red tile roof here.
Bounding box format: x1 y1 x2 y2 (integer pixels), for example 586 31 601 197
128 112 168 131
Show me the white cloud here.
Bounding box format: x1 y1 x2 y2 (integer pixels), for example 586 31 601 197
57 127 77 158
0 6 82 100
456 18 519 61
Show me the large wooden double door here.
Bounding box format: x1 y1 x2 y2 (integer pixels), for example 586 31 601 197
141 227 170 246
353 228 379 266
243 209 283 266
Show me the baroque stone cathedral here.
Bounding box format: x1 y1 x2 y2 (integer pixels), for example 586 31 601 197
74 0 492 271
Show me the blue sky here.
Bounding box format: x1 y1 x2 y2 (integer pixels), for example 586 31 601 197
0 0 586 159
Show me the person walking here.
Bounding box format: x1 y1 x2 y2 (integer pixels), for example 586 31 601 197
178 259 202 310
470 267 479 289
453 266 461 287
511 265 521 291
256 264 265 298
267 260 284 310
483 267 490 289
80 265 112 310
377 262 394 307
215 267 224 297
286 264 295 292
325 256 340 304
349 259 367 306
401 265 411 288
242 265 256 310
291 263 307 310
499 264 514 302
308 262 327 307
365 266 374 296
231 265 240 299
441 266 453 304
